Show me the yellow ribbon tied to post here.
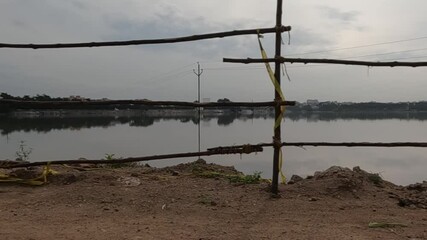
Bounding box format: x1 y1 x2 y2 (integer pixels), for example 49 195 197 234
257 31 287 184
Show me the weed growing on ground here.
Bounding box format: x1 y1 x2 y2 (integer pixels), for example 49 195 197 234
367 172 383 185
15 140 32 162
104 153 138 168
228 171 262 184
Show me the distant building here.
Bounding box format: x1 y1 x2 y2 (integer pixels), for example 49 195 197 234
306 99 319 106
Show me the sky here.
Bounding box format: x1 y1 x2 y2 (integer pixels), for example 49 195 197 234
1 0 427 103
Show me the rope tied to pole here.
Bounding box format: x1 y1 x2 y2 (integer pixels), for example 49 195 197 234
257 29 287 184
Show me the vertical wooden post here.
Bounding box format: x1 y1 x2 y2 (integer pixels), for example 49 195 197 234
272 0 283 195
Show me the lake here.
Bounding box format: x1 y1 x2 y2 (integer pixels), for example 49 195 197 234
1 111 426 185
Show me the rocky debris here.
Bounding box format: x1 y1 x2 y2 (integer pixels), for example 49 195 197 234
2 161 426 210
397 181 427 209
50 172 86 185
288 175 303 184
406 181 427 192
161 158 240 176
9 168 41 179
117 176 141 187
195 158 206 165
287 165 426 209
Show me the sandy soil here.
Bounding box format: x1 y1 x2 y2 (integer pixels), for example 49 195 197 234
1 160 426 240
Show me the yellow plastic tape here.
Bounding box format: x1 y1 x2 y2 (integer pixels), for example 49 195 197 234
257 32 287 184
0 162 57 186
256 35 285 129
279 149 286 183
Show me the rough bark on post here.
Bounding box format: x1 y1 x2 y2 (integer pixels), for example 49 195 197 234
272 0 283 195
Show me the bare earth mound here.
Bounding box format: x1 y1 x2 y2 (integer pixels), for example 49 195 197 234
1 160 426 240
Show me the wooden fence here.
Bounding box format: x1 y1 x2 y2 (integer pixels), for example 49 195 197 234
1 0 427 194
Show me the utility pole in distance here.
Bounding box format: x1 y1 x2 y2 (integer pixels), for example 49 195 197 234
193 62 203 157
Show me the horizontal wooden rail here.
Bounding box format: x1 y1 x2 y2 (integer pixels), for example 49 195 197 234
0 99 296 109
2 142 427 169
283 142 427 147
210 142 427 149
0 145 264 169
223 57 427 67
0 26 291 49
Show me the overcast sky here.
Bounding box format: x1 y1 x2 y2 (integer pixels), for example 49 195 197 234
1 0 427 102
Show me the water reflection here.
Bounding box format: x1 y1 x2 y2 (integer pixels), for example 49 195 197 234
1 110 427 185
2 110 427 135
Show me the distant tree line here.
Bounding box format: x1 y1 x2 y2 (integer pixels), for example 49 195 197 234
2 93 427 112
0 92 70 101
288 101 427 112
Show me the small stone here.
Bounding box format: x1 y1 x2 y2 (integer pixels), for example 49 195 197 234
171 170 179 176
309 197 319 202
288 175 303 184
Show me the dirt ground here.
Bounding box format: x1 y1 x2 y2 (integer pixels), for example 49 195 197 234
1 160 426 240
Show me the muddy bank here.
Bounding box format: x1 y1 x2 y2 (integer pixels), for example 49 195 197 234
1 160 426 239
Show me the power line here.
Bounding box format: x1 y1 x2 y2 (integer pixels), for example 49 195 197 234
193 62 203 158
286 36 427 56
338 47 427 60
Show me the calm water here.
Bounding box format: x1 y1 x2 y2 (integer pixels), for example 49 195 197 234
1 112 426 185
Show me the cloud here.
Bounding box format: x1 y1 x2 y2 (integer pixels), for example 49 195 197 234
102 4 255 60
284 28 335 56
1 0 427 102
317 6 360 24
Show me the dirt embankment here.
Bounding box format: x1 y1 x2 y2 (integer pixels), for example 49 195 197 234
1 160 426 240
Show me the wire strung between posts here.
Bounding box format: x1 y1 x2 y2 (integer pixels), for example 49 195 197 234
0 26 291 49
2 142 427 169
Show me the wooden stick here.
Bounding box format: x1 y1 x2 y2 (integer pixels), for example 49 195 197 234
271 0 284 195
210 142 427 149
0 145 264 169
0 26 291 49
0 99 296 109
223 57 427 67
3 141 427 169
282 142 427 147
